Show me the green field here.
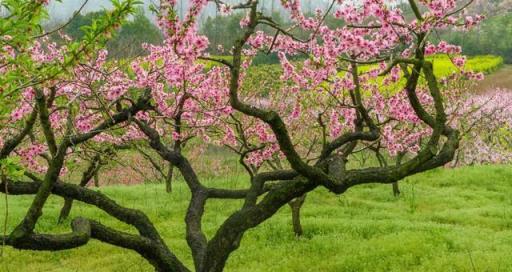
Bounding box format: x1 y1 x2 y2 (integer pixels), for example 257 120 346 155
430 55 504 77
204 55 504 77
216 54 504 97
2 165 512 271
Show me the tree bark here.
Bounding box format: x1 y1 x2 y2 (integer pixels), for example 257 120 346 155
58 199 73 224
166 163 174 193
58 157 101 224
392 153 404 197
392 182 400 197
288 194 306 237
94 172 100 187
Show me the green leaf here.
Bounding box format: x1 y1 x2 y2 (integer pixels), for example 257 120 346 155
0 157 26 180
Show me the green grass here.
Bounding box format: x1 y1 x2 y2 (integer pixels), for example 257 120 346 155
205 54 503 77
353 55 503 79
2 165 512 271
226 54 504 98
430 55 504 77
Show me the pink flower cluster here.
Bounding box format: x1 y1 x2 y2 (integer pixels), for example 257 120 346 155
450 89 512 165
17 143 47 173
425 41 462 56
2 0 499 179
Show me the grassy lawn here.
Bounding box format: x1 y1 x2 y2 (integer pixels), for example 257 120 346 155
1 165 512 271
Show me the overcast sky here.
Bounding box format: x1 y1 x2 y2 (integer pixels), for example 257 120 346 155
44 0 333 25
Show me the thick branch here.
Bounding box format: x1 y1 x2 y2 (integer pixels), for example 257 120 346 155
4 217 90 250
342 128 459 189
134 119 207 270
35 88 58 156
59 154 102 223
204 176 316 272
0 107 38 159
228 2 333 186
0 180 188 271
87 219 189 272
69 88 152 145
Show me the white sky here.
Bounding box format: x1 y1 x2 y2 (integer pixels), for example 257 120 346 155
44 0 333 24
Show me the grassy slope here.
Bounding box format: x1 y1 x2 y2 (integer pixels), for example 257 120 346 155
1 165 512 271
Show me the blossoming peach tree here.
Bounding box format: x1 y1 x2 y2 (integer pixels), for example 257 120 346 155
0 0 508 271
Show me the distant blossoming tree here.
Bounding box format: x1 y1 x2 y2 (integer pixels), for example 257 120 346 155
1 0 510 271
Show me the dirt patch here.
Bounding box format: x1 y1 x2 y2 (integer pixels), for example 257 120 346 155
476 65 512 93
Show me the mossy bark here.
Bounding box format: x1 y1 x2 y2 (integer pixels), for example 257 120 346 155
289 194 306 237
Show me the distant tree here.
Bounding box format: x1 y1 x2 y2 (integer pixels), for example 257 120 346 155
442 13 512 63
472 0 512 15
64 11 104 40
109 8 163 58
200 12 245 55
200 11 286 65
64 8 163 58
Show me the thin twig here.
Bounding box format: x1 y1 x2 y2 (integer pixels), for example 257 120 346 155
33 0 90 39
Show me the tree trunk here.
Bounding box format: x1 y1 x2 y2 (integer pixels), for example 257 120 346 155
93 172 99 187
392 153 404 197
59 161 101 223
288 194 306 237
166 163 174 193
392 182 400 197
58 198 73 224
